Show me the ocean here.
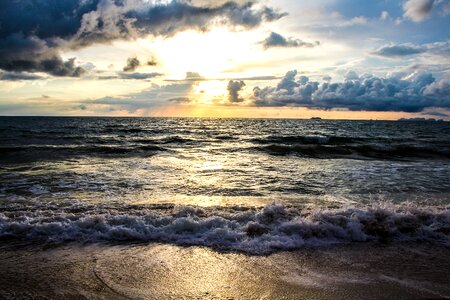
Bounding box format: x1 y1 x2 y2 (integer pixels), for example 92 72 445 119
0 117 449 254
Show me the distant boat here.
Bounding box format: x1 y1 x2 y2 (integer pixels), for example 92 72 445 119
310 117 322 120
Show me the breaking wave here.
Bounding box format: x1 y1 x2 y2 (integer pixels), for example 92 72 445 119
250 135 450 159
0 203 448 254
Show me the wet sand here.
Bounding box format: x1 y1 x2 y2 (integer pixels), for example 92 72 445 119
0 242 449 299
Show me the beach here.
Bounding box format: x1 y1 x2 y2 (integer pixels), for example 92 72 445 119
1 242 449 299
0 117 449 299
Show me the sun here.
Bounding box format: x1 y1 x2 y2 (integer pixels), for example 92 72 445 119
192 80 228 104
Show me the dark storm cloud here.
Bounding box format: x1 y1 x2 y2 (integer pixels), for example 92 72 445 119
0 32 85 76
123 57 140 72
250 70 450 112
0 0 285 76
227 80 246 102
261 32 319 49
128 1 286 37
0 71 43 81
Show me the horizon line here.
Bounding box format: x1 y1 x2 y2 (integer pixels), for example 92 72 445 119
0 115 447 122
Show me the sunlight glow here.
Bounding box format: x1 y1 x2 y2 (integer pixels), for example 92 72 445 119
144 28 261 79
193 81 228 104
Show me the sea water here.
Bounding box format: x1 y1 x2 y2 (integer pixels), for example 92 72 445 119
0 117 449 253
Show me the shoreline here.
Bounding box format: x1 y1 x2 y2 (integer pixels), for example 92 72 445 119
1 242 449 299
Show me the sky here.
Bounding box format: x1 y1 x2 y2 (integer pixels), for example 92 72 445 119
0 0 449 119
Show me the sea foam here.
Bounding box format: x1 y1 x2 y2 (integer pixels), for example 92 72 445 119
0 203 448 254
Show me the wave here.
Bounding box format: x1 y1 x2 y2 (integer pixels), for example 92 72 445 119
247 135 450 159
253 143 450 159
153 136 199 145
0 145 167 161
0 203 448 254
250 135 363 145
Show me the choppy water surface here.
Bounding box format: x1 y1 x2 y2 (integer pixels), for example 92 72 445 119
0 117 449 253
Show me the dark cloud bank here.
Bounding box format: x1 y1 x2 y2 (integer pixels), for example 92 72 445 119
248 70 450 112
0 0 285 78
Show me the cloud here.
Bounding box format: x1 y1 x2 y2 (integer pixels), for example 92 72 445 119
329 13 368 27
168 97 191 103
0 0 285 76
423 74 450 97
422 111 449 117
344 70 359 81
123 57 141 72
380 11 390 21
250 70 450 112
128 1 286 37
0 32 85 76
371 42 450 58
121 56 156 72
403 0 435 22
425 41 450 58
344 16 368 26
123 56 157 72
97 72 162 80
441 2 450 16
146 57 158 66
185 72 205 81
84 82 194 112
227 80 246 102
371 44 426 57
118 72 163 80
261 32 319 49
0 71 43 81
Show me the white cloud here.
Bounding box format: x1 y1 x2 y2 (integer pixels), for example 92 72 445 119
380 11 390 21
